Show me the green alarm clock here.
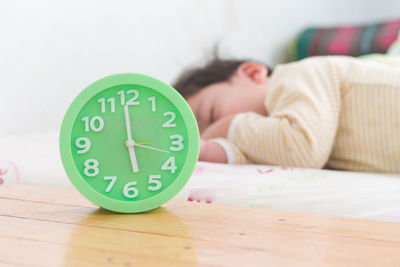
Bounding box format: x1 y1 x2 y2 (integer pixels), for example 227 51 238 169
60 73 199 213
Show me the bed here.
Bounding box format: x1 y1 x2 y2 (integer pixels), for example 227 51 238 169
1 131 400 223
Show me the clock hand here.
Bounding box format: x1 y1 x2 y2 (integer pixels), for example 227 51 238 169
124 105 139 173
136 141 151 145
134 143 170 153
126 140 139 173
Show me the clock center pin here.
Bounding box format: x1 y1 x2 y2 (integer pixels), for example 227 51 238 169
125 139 135 148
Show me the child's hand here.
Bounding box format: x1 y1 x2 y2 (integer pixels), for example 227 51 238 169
201 115 235 140
198 139 227 163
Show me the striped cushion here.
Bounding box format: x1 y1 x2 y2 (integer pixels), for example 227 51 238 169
291 18 400 60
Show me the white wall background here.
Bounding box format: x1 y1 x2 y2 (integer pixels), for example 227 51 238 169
1 0 400 136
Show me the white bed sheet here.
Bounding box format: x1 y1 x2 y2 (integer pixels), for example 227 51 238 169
1 132 400 223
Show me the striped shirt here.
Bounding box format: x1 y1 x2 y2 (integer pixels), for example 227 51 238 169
214 56 400 173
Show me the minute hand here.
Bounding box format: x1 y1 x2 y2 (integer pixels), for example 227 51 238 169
124 105 139 173
134 143 170 153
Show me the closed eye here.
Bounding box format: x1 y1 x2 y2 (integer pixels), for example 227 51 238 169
210 106 215 124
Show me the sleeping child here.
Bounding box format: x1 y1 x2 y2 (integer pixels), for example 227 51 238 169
173 56 400 173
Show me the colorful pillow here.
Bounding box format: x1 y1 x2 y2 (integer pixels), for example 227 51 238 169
291 18 400 60
387 31 400 55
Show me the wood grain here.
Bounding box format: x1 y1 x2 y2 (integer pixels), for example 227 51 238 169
1 185 400 266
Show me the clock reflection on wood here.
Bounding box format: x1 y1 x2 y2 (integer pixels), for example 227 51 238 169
63 207 195 267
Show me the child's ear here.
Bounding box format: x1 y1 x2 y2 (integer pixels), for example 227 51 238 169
236 62 268 84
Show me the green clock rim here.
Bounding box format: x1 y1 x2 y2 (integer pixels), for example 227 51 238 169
59 73 199 213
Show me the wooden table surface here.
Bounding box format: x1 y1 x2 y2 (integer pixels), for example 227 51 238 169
1 185 400 267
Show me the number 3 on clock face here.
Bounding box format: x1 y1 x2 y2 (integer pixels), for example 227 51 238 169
60 73 199 213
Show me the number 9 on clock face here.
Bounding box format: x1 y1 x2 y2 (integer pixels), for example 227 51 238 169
60 74 200 213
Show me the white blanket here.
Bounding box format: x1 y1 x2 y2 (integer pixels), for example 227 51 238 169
176 162 400 222
1 132 400 222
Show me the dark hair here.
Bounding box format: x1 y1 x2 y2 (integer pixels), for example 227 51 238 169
173 57 272 98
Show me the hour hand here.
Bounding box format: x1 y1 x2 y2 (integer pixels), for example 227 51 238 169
126 140 139 173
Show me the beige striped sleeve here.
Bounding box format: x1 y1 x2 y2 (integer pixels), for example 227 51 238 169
227 57 343 168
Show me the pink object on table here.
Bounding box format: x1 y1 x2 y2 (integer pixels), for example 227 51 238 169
0 159 20 185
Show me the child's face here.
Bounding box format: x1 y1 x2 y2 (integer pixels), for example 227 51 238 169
186 62 269 133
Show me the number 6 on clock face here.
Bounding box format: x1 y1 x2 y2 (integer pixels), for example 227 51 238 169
60 73 199 213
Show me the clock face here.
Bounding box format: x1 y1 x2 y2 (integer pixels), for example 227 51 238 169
60 74 199 213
